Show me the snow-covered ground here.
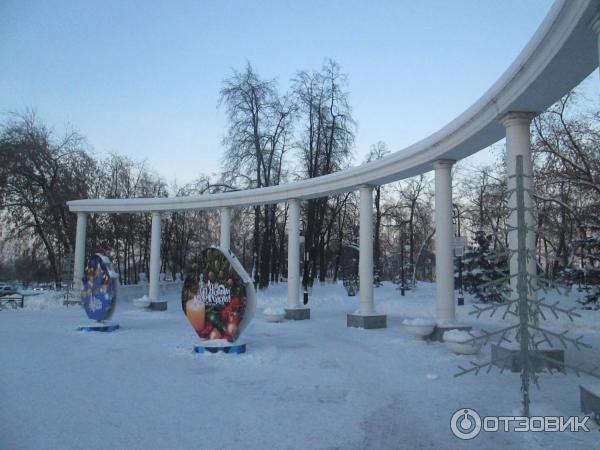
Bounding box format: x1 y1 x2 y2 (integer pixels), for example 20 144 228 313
1 282 599 449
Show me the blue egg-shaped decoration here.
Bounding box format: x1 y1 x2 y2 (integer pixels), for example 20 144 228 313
81 253 118 321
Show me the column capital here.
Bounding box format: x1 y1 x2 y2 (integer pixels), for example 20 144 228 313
590 13 600 35
432 159 455 170
500 112 536 128
358 184 375 191
288 198 306 210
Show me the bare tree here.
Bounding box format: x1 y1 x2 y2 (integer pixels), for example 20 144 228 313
219 63 293 288
292 59 356 285
0 110 95 283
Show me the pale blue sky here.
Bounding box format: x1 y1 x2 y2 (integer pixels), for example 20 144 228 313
2 0 592 185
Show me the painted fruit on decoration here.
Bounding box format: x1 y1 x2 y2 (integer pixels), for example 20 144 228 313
182 247 256 343
185 296 206 331
81 253 118 321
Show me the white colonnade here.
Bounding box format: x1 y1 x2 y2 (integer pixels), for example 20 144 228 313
501 113 537 304
286 199 301 309
433 160 456 325
66 2 599 325
345 185 387 328
67 117 537 326
220 207 231 251
358 185 375 314
148 211 166 310
73 212 87 291
284 199 310 320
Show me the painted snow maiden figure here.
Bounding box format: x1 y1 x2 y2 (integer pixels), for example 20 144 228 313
81 253 118 321
182 247 256 343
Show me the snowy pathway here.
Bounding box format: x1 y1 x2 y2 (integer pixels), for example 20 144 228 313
1 282 598 449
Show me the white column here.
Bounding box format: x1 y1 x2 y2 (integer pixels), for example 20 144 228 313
287 199 301 308
434 160 455 324
220 207 231 251
501 112 536 303
73 212 87 290
149 211 162 303
359 185 375 314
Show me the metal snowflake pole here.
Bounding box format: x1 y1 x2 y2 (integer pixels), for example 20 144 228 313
455 155 600 417
515 154 534 417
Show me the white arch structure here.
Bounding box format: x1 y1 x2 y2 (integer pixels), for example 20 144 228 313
69 0 600 326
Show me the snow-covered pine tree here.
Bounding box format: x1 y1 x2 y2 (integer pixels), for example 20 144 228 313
460 230 508 303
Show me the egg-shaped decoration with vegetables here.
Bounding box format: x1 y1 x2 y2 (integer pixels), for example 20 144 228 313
182 247 256 343
81 253 118 321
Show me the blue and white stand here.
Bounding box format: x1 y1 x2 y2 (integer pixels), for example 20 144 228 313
78 321 120 332
194 339 246 354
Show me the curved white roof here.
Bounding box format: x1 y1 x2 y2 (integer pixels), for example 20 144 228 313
68 0 600 213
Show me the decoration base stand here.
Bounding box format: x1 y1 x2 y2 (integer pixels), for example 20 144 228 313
491 344 564 372
347 313 387 329
194 340 247 354
78 322 120 332
428 324 472 342
284 307 310 320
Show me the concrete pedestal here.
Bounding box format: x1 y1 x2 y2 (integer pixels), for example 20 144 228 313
149 301 168 311
428 324 472 342
580 385 600 418
491 344 565 372
347 313 387 329
285 307 310 320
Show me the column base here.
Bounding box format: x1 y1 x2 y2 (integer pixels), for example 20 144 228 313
149 301 168 311
491 344 565 372
428 324 472 342
580 385 600 418
347 313 387 329
284 307 310 320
